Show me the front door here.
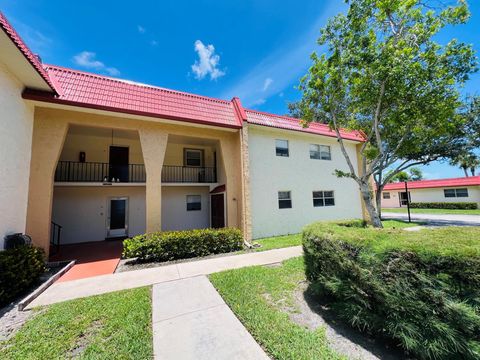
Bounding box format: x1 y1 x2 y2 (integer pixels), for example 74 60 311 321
211 193 225 228
399 191 411 206
107 197 128 238
109 146 129 182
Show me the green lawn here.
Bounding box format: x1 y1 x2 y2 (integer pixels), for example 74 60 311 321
0 287 152 360
210 256 342 360
383 207 480 215
251 220 419 251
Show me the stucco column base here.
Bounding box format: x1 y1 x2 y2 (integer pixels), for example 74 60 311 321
139 126 168 233
26 116 68 255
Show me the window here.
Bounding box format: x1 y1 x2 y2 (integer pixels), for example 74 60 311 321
383 192 391 199
184 149 203 167
310 144 331 160
186 195 201 211
444 188 469 198
275 139 289 157
278 191 292 209
313 191 335 207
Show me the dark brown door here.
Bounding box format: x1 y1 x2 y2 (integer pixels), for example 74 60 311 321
211 193 225 228
109 146 129 182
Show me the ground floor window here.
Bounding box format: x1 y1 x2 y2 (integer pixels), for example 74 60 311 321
444 188 469 198
278 191 292 209
383 192 391 199
186 195 202 211
313 191 335 207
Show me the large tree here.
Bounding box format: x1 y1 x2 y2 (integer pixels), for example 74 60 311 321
296 0 477 226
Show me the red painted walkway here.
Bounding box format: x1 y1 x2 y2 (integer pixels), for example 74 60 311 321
49 240 123 282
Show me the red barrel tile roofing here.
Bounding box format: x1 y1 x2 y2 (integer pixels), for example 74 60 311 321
245 109 364 141
0 12 59 93
383 176 480 190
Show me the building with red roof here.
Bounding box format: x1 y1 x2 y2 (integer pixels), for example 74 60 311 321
0 11 367 259
381 176 480 208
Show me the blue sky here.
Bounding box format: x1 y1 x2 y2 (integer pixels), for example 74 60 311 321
1 0 479 179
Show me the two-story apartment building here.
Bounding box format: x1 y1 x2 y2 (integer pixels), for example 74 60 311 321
0 12 366 258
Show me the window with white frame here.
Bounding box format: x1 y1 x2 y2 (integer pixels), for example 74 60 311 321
313 191 335 207
275 139 289 157
310 144 331 160
186 195 201 211
184 149 203 167
383 192 391 199
278 191 292 209
444 188 469 198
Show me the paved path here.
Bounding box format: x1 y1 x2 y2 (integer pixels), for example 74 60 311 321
27 246 302 308
152 276 269 360
382 212 480 226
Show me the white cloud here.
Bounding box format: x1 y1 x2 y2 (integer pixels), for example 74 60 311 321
220 2 346 107
251 98 266 106
73 51 120 76
262 78 273 92
191 40 225 80
137 25 146 34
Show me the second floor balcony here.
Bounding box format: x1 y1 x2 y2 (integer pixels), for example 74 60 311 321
54 161 217 184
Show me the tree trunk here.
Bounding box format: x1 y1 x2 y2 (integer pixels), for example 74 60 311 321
463 167 469 177
375 186 383 220
359 181 383 228
471 167 476 176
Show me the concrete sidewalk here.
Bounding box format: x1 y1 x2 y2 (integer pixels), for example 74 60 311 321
27 246 302 308
152 276 269 360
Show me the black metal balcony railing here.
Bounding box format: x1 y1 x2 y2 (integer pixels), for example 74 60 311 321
54 161 216 183
161 165 217 183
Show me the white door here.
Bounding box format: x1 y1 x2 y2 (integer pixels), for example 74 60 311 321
107 197 129 238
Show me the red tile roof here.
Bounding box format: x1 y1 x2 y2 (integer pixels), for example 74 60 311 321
0 12 59 93
245 109 365 142
383 176 480 190
23 65 243 129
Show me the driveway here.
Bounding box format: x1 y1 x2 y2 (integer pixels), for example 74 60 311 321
382 212 480 226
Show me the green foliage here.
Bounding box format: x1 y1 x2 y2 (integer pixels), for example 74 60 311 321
123 228 244 262
303 221 480 360
410 202 478 210
0 245 45 307
296 0 478 225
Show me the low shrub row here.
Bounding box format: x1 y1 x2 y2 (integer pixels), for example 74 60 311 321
410 201 478 209
303 220 480 360
0 245 45 307
123 228 244 262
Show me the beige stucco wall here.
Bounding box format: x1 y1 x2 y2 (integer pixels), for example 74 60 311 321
161 186 211 231
52 186 146 244
0 62 34 248
382 185 480 208
163 143 216 168
60 129 144 164
26 107 244 254
248 126 363 239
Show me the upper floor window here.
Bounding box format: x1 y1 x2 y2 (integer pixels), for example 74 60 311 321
278 191 292 209
383 192 391 199
444 188 469 198
275 139 289 157
310 144 331 160
184 149 203 167
313 191 335 207
186 195 202 211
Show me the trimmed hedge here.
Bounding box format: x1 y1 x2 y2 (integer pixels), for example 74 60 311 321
303 220 480 360
0 245 45 307
410 202 478 210
123 228 244 262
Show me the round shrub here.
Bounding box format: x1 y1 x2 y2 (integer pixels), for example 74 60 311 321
303 221 480 360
